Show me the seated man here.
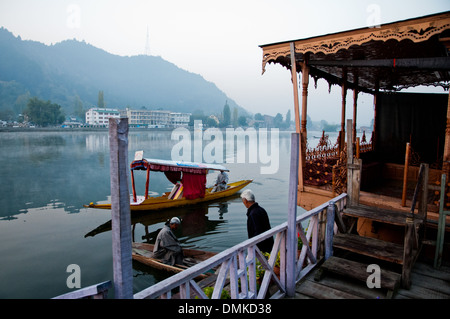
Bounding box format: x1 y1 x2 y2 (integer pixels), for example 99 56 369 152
152 217 184 266
212 170 229 192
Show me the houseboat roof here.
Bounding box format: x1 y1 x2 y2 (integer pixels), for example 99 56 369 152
260 11 450 93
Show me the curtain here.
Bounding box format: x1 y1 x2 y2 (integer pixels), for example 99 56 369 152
182 173 206 200
164 171 182 184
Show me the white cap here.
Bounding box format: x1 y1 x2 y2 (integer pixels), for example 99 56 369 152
170 217 181 224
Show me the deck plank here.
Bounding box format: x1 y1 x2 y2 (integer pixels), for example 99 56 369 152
333 233 404 264
344 205 413 226
295 279 363 299
291 261 450 299
316 256 401 292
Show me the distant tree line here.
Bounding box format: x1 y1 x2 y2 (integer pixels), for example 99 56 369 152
23 97 65 127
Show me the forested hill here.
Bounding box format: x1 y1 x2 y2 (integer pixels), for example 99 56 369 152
0 27 245 118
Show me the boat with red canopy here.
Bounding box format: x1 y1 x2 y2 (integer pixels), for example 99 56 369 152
86 152 252 211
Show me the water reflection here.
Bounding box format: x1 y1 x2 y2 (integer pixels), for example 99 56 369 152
0 130 295 298
85 196 237 250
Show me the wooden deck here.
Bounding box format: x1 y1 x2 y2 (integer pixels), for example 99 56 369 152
291 260 450 299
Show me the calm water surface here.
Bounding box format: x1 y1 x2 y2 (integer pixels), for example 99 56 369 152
0 129 332 298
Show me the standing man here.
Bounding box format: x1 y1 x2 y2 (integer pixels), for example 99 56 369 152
153 217 184 266
240 189 274 253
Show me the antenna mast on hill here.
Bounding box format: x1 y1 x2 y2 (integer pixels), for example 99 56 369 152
144 26 151 56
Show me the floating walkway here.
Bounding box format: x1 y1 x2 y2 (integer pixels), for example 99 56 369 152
292 260 450 299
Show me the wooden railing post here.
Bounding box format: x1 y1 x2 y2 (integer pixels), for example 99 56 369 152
109 118 133 299
325 201 335 260
286 132 300 297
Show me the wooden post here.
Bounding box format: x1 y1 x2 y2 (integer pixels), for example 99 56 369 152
443 92 450 178
339 68 347 154
356 137 360 159
299 55 309 193
300 56 309 135
286 132 299 297
402 217 414 289
145 167 150 199
352 86 358 144
372 84 379 152
347 119 354 203
347 119 361 206
130 170 137 203
109 118 133 299
325 201 335 260
290 43 304 192
401 143 410 207
419 163 429 219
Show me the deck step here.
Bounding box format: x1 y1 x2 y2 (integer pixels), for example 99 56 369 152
333 233 405 264
343 205 414 226
314 256 401 297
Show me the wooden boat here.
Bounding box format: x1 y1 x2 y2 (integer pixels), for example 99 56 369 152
85 153 252 211
132 242 217 277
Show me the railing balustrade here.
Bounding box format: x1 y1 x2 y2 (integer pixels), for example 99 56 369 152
134 193 347 299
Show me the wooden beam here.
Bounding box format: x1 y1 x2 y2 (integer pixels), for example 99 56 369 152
109 118 133 299
308 57 450 69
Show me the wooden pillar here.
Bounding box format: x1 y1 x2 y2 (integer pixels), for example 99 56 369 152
301 54 310 135
109 118 133 299
290 42 304 192
339 68 347 154
401 143 411 207
347 119 362 206
145 167 150 199
372 83 379 152
299 54 309 194
443 92 450 178
286 132 300 297
352 81 358 144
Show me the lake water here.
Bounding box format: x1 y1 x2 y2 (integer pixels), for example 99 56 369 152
0 128 335 298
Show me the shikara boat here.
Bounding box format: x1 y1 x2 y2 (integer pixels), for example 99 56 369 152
85 153 252 211
132 242 217 277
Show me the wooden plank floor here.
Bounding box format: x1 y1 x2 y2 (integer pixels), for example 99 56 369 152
292 261 450 299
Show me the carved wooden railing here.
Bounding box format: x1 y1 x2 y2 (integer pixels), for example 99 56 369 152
134 193 347 299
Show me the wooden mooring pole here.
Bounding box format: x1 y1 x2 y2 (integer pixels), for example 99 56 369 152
109 118 133 299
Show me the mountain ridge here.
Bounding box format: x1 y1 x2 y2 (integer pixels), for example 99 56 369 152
0 27 246 118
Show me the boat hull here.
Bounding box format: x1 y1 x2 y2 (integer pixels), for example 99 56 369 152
132 242 216 277
85 179 252 211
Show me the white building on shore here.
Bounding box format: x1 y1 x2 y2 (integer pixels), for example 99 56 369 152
120 108 190 128
85 108 120 126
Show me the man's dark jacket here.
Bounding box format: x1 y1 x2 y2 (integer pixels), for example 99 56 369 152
246 202 274 253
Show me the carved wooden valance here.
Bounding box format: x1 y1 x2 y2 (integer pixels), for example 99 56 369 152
260 11 450 93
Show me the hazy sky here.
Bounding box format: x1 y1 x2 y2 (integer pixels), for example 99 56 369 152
0 0 448 126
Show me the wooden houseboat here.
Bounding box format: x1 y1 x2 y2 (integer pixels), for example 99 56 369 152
260 11 450 272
